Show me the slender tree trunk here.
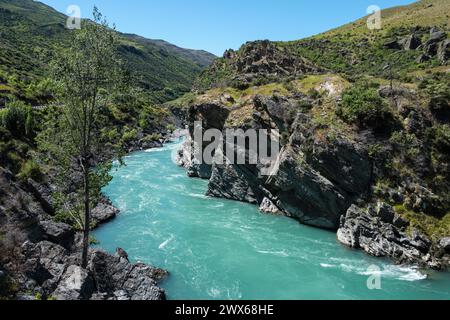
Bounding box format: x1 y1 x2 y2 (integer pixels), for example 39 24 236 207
81 157 91 269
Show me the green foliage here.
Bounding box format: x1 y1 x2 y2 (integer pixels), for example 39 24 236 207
0 100 34 138
17 159 43 182
337 84 395 130
394 204 450 241
0 0 213 105
142 133 163 143
121 128 138 143
166 124 176 133
390 131 420 158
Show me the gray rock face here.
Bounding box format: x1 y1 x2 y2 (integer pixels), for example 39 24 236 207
89 250 167 300
266 147 350 229
91 197 119 227
259 197 282 215
337 204 443 269
383 39 402 50
402 34 422 50
183 103 230 179
182 95 371 230
52 265 94 300
439 238 450 253
376 202 395 224
39 220 74 250
437 39 450 64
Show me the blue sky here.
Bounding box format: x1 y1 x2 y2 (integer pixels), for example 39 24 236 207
40 0 417 56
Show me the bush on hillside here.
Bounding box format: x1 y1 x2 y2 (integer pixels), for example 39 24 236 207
337 85 396 131
0 100 34 138
17 159 44 182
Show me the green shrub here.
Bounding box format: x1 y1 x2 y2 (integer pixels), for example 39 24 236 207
142 133 162 143
166 124 176 133
337 85 395 130
298 100 313 112
121 128 138 143
17 160 43 182
1 100 34 138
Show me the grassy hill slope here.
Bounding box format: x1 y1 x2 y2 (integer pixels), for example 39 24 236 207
0 0 216 105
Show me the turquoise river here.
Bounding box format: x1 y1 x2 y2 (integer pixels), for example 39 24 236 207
93 139 450 300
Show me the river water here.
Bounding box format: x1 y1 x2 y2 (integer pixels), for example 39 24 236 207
93 140 450 300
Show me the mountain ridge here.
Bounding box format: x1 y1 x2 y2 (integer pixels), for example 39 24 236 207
0 0 216 105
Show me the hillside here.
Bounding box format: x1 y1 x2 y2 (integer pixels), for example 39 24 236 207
0 0 216 105
195 0 448 91
177 0 450 269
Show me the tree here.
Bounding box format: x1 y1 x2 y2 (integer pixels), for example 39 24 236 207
49 7 124 268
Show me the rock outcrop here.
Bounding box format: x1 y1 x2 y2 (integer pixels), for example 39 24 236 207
337 204 447 269
180 94 372 230
387 27 449 64
0 166 167 300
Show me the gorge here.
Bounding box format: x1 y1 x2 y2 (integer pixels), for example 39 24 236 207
93 139 450 300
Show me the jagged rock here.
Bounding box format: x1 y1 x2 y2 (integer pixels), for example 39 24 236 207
266 147 350 230
259 197 281 215
393 214 409 230
376 202 395 224
52 265 94 300
337 205 441 268
402 34 421 50
439 238 450 253
416 53 430 63
234 40 321 83
383 39 402 50
428 30 446 43
207 160 262 205
39 220 74 250
437 39 450 64
88 250 167 300
410 229 432 253
425 31 447 56
115 248 129 262
182 103 230 179
305 135 371 195
91 197 119 227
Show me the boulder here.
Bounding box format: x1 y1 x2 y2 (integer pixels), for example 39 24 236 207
259 197 282 215
337 205 440 268
425 31 447 56
39 220 74 249
439 238 450 253
52 265 94 300
402 34 421 50
428 30 446 43
416 54 431 63
383 39 402 50
437 39 450 64
91 198 119 227
88 250 167 300
376 202 395 224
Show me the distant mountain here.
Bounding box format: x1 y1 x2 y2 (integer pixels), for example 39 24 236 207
123 34 216 68
0 0 216 105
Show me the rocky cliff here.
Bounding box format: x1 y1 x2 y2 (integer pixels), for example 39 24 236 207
0 165 167 300
176 19 450 270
